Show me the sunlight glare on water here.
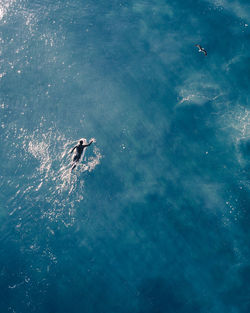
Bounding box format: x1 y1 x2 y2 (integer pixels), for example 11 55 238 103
1 0 250 312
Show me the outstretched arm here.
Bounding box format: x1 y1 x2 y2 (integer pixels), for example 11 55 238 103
84 140 93 148
70 145 77 154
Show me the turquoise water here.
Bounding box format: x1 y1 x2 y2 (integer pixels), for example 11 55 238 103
1 0 250 312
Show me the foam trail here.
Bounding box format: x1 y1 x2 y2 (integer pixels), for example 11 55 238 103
10 128 101 224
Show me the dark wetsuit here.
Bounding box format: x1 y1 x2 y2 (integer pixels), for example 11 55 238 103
71 140 93 170
73 145 85 162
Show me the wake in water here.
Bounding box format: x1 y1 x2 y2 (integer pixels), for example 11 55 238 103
9 127 102 225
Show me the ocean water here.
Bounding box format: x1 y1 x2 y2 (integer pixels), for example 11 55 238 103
0 0 250 312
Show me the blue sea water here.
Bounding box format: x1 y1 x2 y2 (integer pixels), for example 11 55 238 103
0 0 250 312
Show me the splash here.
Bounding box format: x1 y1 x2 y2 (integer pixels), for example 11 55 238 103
219 106 250 191
0 0 16 21
221 106 250 141
13 128 102 224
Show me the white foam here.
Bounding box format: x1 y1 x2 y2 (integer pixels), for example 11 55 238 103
18 129 102 224
0 0 16 20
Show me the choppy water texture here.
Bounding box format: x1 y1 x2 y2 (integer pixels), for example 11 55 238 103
0 0 250 312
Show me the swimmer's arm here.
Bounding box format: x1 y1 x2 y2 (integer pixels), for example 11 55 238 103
70 145 77 153
84 140 94 148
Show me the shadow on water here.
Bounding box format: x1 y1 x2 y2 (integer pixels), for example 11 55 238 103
138 277 202 313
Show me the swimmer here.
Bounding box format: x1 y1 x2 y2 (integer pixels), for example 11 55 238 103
70 139 94 171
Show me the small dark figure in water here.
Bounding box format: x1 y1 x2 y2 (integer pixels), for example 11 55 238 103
70 139 93 171
195 44 207 56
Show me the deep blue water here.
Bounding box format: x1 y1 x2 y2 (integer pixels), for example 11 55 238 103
1 0 250 312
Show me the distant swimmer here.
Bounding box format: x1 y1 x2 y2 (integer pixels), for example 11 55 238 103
70 139 94 171
195 44 207 56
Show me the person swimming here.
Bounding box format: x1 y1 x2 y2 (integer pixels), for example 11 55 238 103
70 139 94 171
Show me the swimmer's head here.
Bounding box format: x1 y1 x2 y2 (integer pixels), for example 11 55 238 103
79 140 83 145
